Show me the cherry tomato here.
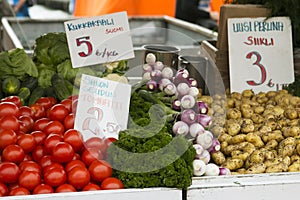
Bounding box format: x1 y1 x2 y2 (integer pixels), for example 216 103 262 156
68 95 78 101
32 118 51 132
1 96 22 107
55 183 76 193
81 148 103 166
1 144 25 164
0 182 8 196
18 115 34 133
19 161 41 174
18 171 41 190
35 97 55 110
71 98 78 114
0 102 20 118
43 121 65 136
33 183 54 194
30 103 46 120
85 137 107 154
63 129 83 153
88 160 112 182
23 154 32 161
63 113 75 130
44 134 63 154
60 99 73 112
43 167 66 187
104 137 117 148
17 134 36 153
43 163 64 174
67 166 90 189
0 115 20 132
82 183 101 191
0 162 21 184
9 187 30 196
101 177 124 190
31 131 47 146
65 160 86 173
51 142 74 163
72 153 80 160
0 129 17 150
31 145 46 163
39 155 54 169
48 104 69 122
19 106 34 118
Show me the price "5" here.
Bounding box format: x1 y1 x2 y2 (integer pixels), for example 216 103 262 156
76 36 93 57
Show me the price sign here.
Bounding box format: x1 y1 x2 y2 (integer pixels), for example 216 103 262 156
64 11 135 68
228 17 294 93
74 74 131 141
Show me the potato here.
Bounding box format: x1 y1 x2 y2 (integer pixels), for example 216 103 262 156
264 150 276 160
246 163 266 174
264 118 278 131
284 108 299 120
261 130 284 143
245 132 264 148
253 106 265 114
265 162 288 173
287 119 299 127
264 157 282 168
226 98 235 108
288 163 300 172
296 143 300 156
231 150 250 161
222 158 244 171
249 150 265 164
265 139 278 150
226 122 241 136
290 154 300 163
242 89 254 98
243 142 256 155
251 113 264 124
211 151 226 165
282 126 300 137
266 91 278 98
227 108 242 120
218 133 232 143
228 134 247 145
241 119 255 133
241 107 254 119
230 92 242 100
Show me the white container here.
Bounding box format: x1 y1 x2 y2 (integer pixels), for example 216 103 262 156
187 172 300 200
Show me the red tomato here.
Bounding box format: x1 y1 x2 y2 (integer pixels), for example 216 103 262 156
32 118 51 132
36 97 55 110
48 104 69 122
63 113 75 130
44 134 63 154
0 102 20 118
65 160 86 173
23 154 32 161
18 171 41 190
63 129 83 153
43 167 66 187
17 134 36 153
0 162 21 184
67 166 90 189
82 183 101 191
55 183 76 193
31 145 46 163
104 137 117 148
51 142 74 163
1 96 22 107
88 160 112 182
81 148 103 166
68 95 78 101
0 182 8 196
33 183 54 194
19 106 35 118
31 131 47 146
43 163 64 174
85 137 107 154
30 103 46 120
19 161 41 174
101 177 124 190
9 187 30 196
71 98 78 114
1 144 25 164
72 153 80 160
60 99 73 112
18 115 34 133
0 129 17 150
43 121 65 136
39 155 54 169
0 115 20 132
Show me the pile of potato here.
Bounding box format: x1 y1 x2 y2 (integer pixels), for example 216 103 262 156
199 89 300 174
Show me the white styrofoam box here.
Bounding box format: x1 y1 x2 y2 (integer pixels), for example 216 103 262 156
188 172 300 200
2 188 182 200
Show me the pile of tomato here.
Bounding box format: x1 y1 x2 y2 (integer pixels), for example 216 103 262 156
0 95 123 197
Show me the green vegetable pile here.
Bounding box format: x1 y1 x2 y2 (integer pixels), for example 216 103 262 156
107 87 196 189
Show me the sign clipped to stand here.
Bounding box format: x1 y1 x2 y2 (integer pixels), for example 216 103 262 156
64 11 135 68
227 17 294 93
74 74 131 141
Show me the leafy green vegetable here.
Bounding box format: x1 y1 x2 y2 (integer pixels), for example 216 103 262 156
57 59 78 82
38 68 56 88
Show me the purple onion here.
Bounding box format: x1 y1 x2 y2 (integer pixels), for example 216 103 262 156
193 144 204 159
172 121 189 136
187 77 198 87
163 82 177 96
172 99 181 111
142 64 153 73
180 109 197 125
177 82 190 96
161 67 174 79
142 71 151 80
154 61 164 71
207 137 221 153
158 78 172 91
180 94 196 109
196 131 213 150
176 68 189 77
173 72 189 86
219 167 231 175
189 122 205 138
146 80 157 91
196 101 209 114
150 69 162 82
196 114 212 128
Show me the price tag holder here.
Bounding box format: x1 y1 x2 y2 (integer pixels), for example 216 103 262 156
64 11 135 68
228 17 294 93
74 74 131 141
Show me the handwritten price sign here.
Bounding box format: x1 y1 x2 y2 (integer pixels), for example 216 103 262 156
74 74 131 141
227 17 294 93
64 11 135 68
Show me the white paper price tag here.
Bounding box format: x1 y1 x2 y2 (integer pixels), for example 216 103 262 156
74 74 131 141
228 17 294 93
64 11 135 68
